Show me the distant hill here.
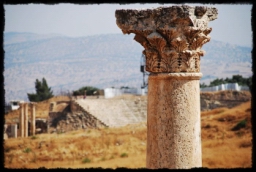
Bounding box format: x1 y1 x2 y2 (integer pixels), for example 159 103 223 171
4 32 66 45
3 32 252 102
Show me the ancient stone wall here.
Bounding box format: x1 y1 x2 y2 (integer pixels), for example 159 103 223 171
48 101 106 133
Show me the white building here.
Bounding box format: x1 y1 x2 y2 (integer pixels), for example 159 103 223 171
104 87 147 99
200 83 249 92
9 100 24 110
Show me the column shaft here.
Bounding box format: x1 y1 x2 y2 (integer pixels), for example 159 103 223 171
19 103 24 137
31 103 36 136
147 73 202 169
24 103 28 137
11 124 18 138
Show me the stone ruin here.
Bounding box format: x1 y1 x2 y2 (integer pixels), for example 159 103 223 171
4 99 106 138
48 100 106 133
116 5 218 169
4 102 48 139
5 5 219 169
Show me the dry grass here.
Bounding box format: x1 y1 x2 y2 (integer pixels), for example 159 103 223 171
201 101 252 168
4 122 147 169
4 99 251 169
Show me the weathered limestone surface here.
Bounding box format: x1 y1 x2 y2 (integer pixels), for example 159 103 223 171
116 5 217 169
24 103 28 137
19 103 24 137
4 124 8 139
18 102 37 137
147 73 202 168
11 124 17 138
30 103 36 136
116 5 217 73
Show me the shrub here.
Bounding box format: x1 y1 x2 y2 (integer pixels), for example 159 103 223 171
82 158 91 163
100 157 106 161
57 130 64 134
120 153 128 158
232 119 247 131
239 140 252 148
31 135 38 140
5 146 11 153
23 147 32 153
73 86 99 96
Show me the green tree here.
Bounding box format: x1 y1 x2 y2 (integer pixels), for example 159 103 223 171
73 86 99 96
200 83 207 88
209 78 226 87
231 75 245 85
208 75 251 87
27 78 54 102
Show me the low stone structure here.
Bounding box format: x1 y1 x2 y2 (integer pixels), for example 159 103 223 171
74 98 147 127
48 100 106 133
116 5 218 169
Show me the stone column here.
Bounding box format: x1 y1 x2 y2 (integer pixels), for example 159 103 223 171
24 103 28 137
30 103 36 136
11 124 17 138
4 124 8 139
116 5 217 169
19 103 24 137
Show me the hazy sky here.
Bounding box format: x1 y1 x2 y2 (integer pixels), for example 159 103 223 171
4 3 252 47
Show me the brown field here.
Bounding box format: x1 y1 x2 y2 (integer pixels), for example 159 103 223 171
4 100 252 169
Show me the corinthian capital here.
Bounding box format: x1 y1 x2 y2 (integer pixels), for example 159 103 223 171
115 5 218 73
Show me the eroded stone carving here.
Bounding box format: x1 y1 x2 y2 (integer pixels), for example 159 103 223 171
115 5 218 73
147 73 202 168
116 5 218 169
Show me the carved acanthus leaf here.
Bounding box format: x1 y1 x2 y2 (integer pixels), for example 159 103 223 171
197 50 205 56
190 33 210 50
147 32 167 53
161 50 179 72
134 34 150 49
170 37 188 52
184 27 201 44
180 50 197 68
157 28 179 44
144 49 160 72
172 56 189 73
203 28 212 36
115 5 218 73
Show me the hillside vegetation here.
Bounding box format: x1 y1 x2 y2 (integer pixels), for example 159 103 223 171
4 32 252 102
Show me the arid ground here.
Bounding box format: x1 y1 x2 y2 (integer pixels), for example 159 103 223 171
4 99 251 169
